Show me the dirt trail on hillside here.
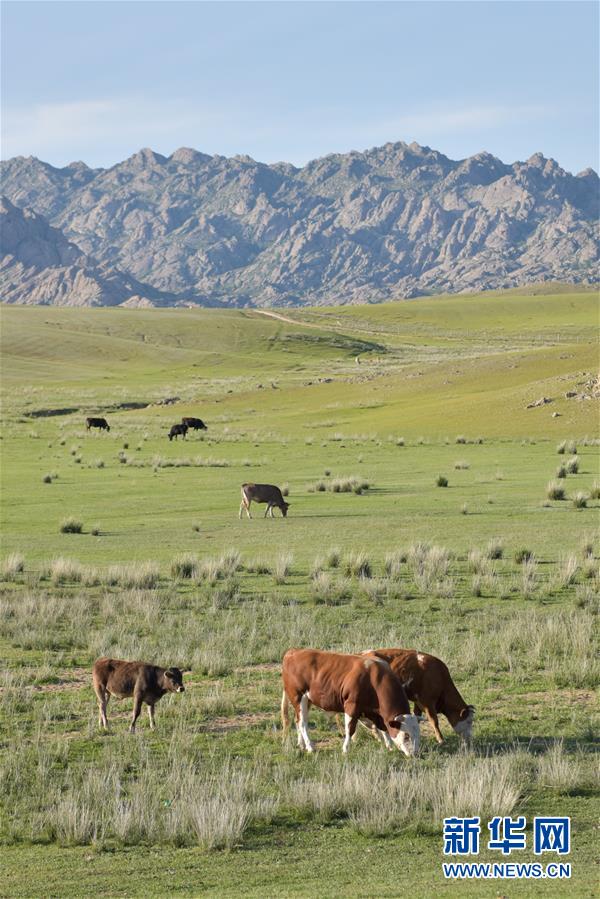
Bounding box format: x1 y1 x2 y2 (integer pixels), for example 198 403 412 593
251 309 326 330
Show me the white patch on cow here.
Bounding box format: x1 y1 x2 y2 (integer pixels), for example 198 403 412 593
453 710 474 744
298 693 314 752
362 657 373 669
417 652 426 664
391 713 420 757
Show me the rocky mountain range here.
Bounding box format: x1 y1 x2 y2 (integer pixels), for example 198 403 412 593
1 141 598 306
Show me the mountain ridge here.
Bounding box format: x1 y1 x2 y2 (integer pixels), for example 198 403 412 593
1 140 598 306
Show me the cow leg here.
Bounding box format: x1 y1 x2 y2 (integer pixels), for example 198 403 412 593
342 713 359 754
147 703 156 730
130 693 143 733
297 693 314 752
363 718 394 750
424 707 444 744
264 504 270 518
94 684 109 729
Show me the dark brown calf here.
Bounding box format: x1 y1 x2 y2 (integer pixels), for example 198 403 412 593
92 657 185 732
181 417 207 431
168 423 188 441
240 483 289 518
366 649 474 744
281 648 419 755
86 417 110 432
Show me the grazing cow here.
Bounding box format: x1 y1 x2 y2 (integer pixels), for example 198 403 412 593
281 648 420 756
239 483 290 519
363 649 474 745
181 417 207 431
168 423 188 441
92 657 185 732
86 417 110 432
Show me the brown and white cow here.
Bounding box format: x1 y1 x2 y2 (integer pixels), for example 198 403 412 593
281 648 420 756
363 649 474 745
239 483 290 519
92 657 185 732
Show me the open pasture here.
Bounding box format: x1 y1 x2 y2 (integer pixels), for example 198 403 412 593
0 289 598 897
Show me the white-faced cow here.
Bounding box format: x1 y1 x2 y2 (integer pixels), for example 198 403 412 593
86 417 110 432
281 648 420 756
168 423 188 441
92 657 185 732
239 483 290 519
363 649 474 745
181 417 207 432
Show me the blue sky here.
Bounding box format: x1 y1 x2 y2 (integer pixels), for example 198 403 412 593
1 1 598 173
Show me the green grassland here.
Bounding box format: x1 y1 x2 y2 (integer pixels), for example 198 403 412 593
0 288 599 898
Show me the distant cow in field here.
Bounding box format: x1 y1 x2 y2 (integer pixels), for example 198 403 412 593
86 417 110 432
239 483 290 518
281 648 420 756
362 649 474 745
168 423 188 441
181 417 207 431
92 657 186 732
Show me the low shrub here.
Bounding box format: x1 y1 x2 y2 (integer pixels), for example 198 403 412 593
60 517 83 534
514 548 534 564
50 557 83 585
105 562 160 589
546 481 565 501
485 538 504 560
1 552 25 580
572 492 588 509
344 551 372 578
171 554 198 579
565 457 579 474
273 552 293 585
326 547 341 569
436 475 449 487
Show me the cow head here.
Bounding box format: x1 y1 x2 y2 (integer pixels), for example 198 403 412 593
281 501 290 517
453 705 475 744
387 713 420 757
163 668 185 693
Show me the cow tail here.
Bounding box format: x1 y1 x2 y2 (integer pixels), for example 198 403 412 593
280 690 290 733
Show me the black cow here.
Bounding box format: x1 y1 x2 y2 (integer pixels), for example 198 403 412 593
92 657 185 732
168 423 188 441
181 417 207 431
86 417 110 432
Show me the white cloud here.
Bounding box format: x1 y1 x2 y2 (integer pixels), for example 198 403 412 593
1 97 227 164
1 96 557 169
387 104 553 138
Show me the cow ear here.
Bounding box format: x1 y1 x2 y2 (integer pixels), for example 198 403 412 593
460 707 473 720
164 669 175 679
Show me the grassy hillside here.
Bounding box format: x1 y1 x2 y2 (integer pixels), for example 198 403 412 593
0 288 598 898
